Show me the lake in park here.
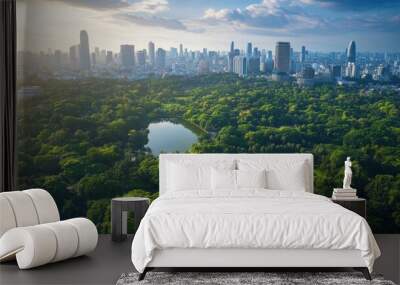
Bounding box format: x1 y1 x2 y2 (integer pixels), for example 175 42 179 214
146 121 199 155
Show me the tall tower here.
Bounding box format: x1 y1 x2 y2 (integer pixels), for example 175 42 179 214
247 42 252 58
79 30 91 71
274 41 290 74
230 41 234 53
136 50 146 66
120 45 135 68
347 40 356 63
156 48 166 70
179 43 183 57
148 41 155 66
301 46 306 63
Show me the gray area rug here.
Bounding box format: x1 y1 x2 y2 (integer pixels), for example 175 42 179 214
116 272 396 285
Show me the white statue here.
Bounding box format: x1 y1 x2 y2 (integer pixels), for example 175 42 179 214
343 157 353 189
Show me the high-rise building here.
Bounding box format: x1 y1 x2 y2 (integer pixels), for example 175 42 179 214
274 42 290 74
120 45 135 68
248 57 260 75
345 62 357 78
156 48 166 70
179 44 183 57
301 46 306 63
253 47 259 58
302 66 315 79
233 55 247 77
267 50 273 61
170 47 178 58
91 52 96 66
106 51 113 65
347 40 356 63
136 50 146 66
228 42 240 73
330 64 342 79
148 41 155 66
69 44 80 70
197 59 209 74
247 42 252 58
79 30 91 71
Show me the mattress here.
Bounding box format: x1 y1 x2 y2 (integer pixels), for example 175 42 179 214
131 190 380 273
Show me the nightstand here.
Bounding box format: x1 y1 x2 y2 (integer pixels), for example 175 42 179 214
111 197 150 242
331 198 366 219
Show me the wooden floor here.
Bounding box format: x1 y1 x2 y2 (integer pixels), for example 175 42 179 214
0 234 399 285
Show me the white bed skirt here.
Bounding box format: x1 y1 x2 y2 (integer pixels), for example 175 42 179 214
148 248 366 268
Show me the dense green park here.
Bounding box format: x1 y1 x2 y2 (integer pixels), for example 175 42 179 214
17 74 400 233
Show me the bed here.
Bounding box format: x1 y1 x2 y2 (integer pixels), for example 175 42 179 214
131 154 380 280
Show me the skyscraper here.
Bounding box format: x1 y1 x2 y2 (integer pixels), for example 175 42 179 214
106 51 113 65
228 41 239 73
330 65 342 79
156 48 166 70
120 45 135 68
267 50 273 61
148 41 155 66
347 40 356 63
301 46 306 63
136 50 146 66
233 56 247 77
247 42 252 58
248 57 260 75
179 44 183 57
274 42 290 74
69 45 80 70
79 30 91 71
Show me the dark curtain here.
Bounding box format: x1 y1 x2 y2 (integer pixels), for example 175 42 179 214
0 0 17 192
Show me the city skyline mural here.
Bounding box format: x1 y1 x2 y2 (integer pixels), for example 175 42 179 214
17 0 400 53
16 0 400 235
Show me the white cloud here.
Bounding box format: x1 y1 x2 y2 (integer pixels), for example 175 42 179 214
127 0 170 14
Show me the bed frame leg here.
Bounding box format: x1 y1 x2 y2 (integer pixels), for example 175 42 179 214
138 268 148 281
354 267 371 280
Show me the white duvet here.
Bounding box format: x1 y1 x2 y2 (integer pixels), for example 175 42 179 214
131 190 380 273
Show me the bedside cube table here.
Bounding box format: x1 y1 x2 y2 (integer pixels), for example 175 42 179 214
111 197 150 242
331 198 366 219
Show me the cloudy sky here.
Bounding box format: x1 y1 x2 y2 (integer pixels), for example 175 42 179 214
17 0 400 53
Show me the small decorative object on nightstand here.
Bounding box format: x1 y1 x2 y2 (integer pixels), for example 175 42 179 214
111 197 150 242
332 157 358 200
331 198 366 219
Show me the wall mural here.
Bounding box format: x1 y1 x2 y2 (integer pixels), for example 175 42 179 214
16 0 400 233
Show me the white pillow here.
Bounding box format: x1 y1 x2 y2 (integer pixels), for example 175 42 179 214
211 168 236 190
236 169 267 189
238 159 307 191
167 160 236 192
167 162 210 191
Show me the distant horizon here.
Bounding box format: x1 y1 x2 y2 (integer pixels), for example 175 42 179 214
17 0 400 54
17 32 400 55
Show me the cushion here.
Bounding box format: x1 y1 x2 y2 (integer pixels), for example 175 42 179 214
24 189 60 224
167 160 235 192
236 169 267 189
0 196 16 237
238 159 307 191
211 168 236 191
1 191 39 227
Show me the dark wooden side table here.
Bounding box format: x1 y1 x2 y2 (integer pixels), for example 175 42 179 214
331 198 366 219
111 197 150 242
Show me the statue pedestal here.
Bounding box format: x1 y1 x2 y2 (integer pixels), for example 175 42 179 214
332 188 358 200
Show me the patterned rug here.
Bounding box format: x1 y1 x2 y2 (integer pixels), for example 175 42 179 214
116 271 396 285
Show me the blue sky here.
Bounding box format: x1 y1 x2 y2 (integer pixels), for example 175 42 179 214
17 0 400 53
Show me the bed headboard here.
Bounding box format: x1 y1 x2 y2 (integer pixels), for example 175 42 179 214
159 153 314 196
